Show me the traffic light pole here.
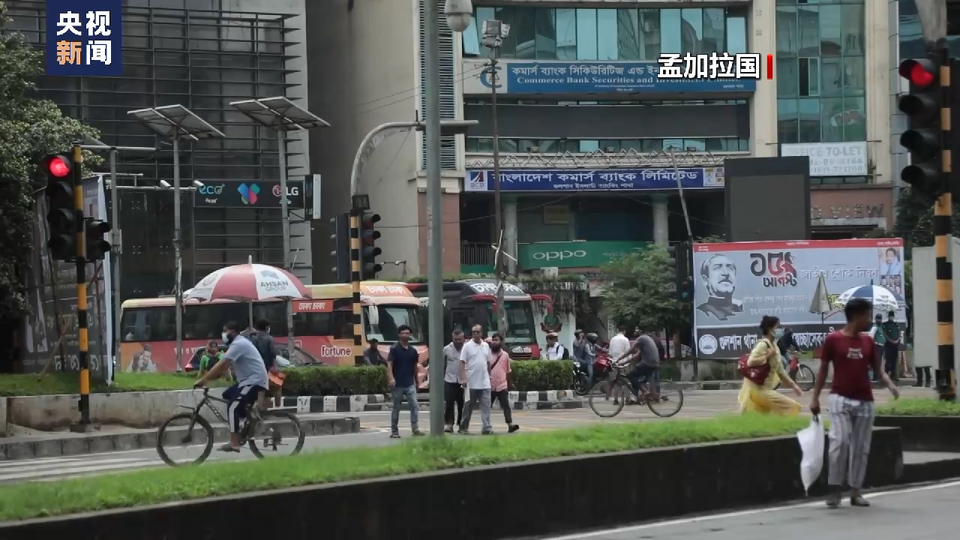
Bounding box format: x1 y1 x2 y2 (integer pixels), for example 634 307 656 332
936 49 957 401
73 142 91 428
349 208 364 367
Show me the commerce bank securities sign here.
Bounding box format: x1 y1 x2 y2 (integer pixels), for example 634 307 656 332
45 0 123 76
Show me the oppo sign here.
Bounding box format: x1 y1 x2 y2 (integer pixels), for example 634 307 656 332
533 250 587 261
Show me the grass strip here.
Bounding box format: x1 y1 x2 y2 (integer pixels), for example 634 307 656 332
0 373 228 397
0 413 807 522
876 397 960 417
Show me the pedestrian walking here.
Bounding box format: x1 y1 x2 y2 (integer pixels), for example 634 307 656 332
881 311 901 380
459 324 492 435
488 333 519 434
250 319 282 409
738 316 804 415
868 314 884 382
811 298 899 508
442 330 466 433
387 325 423 438
543 332 568 360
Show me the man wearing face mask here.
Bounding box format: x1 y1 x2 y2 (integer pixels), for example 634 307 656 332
195 321 269 453
442 330 466 433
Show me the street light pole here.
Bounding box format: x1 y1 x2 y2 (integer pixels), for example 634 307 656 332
172 136 183 372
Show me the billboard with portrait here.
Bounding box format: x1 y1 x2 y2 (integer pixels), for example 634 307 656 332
692 238 905 360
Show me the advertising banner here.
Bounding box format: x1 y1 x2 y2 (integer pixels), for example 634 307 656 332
194 180 305 208
519 241 650 270
692 239 906 360
462 59 756 95
465 167 724 193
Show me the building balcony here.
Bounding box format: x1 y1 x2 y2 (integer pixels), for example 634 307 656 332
461 242 496 274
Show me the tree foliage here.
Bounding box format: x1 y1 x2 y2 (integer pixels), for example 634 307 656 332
894 187 960 250
600 247 682 331
0 2 101 321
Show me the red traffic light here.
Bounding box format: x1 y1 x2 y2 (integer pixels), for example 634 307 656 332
47 156 71 178
899 58 937 88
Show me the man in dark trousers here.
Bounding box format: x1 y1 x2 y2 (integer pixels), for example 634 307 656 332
250 318 281 408
442 330 466 433
811 298 899 508
881 311 901 380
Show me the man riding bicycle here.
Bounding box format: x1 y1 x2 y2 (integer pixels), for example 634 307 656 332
195 321 269 453
613 329 660 401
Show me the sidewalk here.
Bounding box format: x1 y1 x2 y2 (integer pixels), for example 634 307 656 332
0 414 360 461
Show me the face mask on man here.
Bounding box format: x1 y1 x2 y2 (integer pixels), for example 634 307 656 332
222 332 231 344
774 328 784 339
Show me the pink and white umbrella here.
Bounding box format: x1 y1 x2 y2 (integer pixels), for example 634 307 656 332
188 263 310 302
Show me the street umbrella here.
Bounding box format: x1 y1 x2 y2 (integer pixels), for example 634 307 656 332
189 262 311 328
832 285 899 314
809 273 831 320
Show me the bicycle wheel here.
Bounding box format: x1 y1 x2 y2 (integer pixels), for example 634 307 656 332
588 379 628 418
647 381 684 418
574 373 591 396
248 410 305 459
795 364 816 391
156 413 214 467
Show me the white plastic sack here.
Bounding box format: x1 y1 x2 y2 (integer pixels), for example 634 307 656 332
797 417 825 495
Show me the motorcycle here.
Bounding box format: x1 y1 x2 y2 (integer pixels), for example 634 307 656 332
572 348 614 396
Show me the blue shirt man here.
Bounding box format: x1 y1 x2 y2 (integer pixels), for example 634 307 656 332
386 324 423 438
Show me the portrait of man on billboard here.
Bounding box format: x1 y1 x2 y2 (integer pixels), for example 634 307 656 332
696 253 744 321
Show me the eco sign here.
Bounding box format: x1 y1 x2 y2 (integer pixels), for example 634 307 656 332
519 241 649 270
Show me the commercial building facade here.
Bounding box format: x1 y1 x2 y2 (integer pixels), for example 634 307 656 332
5 0 313 300
309 0 896 282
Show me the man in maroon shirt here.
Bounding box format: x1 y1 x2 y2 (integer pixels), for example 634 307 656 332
811 298 899 508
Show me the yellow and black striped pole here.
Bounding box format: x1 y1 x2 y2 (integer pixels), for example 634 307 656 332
936 49 956 401
73 142 92 424
349 209 364 366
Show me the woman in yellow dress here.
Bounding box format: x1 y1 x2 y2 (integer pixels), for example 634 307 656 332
738 315 804 415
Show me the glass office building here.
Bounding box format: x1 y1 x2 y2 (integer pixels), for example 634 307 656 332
4 0 302 300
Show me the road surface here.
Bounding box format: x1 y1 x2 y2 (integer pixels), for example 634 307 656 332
0 388 930 484
536 480 960 540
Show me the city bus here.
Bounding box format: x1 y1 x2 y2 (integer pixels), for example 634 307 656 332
119 281 427 377
405 279 544 359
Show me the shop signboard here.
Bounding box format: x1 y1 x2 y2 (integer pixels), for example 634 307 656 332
520 241 650 270
692 239 906 360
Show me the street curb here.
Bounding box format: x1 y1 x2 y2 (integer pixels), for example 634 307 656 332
0 417 360 461
282 390 582 413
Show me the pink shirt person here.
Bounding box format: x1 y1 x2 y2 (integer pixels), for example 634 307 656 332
488 349 511 392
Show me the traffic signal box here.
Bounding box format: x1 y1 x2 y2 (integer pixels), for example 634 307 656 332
330 212 350 283
666 242 693 302
359 211 382 279
84 218 112 260
899 56 945 198
42 154 77 261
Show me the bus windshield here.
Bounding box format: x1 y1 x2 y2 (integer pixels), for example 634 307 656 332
364 305 424 344
485 301 537 344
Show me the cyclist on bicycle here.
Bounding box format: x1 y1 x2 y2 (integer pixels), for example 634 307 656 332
195 320 269 453
613 329 659 401
776 327 801 378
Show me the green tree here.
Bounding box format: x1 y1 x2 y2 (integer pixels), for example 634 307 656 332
894 187 960 250
600 246 682 331
0 2 101 321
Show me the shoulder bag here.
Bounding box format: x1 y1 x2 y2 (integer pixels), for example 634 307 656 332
738 339 772 386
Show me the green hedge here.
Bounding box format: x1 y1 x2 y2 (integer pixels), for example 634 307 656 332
280 360 574 396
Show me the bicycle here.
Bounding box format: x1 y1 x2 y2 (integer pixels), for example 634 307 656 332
572 361 591 396
774 351 816 391
156 387 305 466
588 363 684 418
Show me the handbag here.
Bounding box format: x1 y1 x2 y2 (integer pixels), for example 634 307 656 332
738 340 772 385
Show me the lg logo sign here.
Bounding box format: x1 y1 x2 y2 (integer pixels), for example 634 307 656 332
272 185 300 197
533 250 587 261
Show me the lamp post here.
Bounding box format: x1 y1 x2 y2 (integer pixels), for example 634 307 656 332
128 106 225 371
429 0 474 436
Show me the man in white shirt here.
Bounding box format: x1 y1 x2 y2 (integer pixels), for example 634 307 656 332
459 324 493 435
543 333 568 360
442 330 466 433
608 324 631 365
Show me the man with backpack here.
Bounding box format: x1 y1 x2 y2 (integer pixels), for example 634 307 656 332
250 318 282 409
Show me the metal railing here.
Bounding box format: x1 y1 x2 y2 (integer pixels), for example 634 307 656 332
461 242 494 266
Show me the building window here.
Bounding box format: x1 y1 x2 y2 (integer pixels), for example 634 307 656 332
465 6 748 61
776 0 866 144
465 137 749 153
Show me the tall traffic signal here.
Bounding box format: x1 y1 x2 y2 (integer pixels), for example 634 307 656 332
666 242 693 302
899 55 944 197
329 212 350 283
84 218 112 260
41 154 77 261
359 210 382 279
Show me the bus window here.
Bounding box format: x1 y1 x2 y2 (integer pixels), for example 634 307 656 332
485 302 536 344
252 302 289 336
294 299 353 339
121 307 176 342
183 303 245 340
451 309 473 334
364 305 424 344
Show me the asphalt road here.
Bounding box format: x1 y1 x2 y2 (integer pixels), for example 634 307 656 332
536 480 960 540
0 387 932 485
